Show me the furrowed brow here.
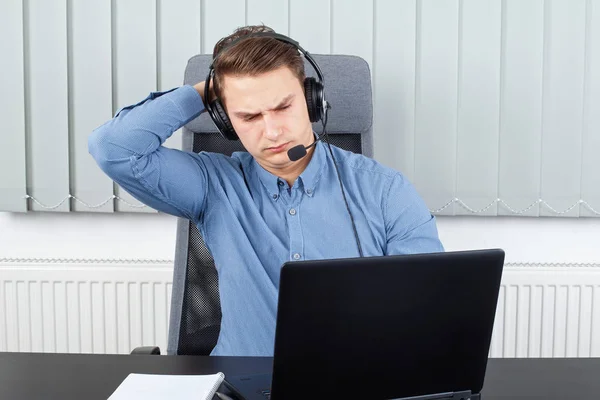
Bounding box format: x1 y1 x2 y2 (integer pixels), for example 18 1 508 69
233 94 295 119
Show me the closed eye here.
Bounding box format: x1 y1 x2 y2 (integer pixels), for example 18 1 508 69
243 114 259 122
239 102 292 122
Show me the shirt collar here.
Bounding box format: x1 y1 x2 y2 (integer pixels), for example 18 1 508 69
297 137 326 195
253 134 326 199
253 159 282 199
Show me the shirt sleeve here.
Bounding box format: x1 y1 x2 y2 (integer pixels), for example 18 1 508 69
88 85 208 222
383 173 445 255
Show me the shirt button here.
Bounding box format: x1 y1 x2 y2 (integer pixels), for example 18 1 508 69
277 180 284 186
293 253 301 260
306 189 313 195
272 194 278 200
289 208 296 215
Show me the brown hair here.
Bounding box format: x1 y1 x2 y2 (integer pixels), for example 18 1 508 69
211 25 305 102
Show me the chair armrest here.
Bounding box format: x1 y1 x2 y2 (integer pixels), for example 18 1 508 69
130 346 161 355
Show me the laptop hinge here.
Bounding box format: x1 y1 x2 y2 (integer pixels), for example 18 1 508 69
391 390 476 400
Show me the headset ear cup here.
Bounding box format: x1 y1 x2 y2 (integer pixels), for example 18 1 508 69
304 77 323 123
212 99 238 140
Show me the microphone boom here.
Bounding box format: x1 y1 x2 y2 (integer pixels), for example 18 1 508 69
287 136 322 161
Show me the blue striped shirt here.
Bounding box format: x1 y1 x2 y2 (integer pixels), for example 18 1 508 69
88 85 444 356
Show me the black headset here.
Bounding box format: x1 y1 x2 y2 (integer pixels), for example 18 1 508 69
204 32 327 141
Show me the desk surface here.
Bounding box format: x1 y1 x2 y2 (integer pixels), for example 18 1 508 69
1 352 599 399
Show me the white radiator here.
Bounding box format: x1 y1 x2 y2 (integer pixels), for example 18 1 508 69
0 259 173 354
490 265 600 358
1 259 600 357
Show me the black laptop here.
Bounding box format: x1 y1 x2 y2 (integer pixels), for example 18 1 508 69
224 249 505 400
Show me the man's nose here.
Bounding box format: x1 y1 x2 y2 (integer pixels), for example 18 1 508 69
263 115 282 140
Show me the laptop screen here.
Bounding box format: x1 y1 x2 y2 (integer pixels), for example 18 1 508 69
270 249 504 399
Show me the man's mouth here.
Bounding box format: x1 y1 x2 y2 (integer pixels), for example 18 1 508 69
266 142 290 153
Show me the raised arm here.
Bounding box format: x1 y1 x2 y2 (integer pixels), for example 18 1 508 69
88 84 210 221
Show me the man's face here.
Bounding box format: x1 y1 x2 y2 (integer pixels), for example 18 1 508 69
221 66 313 172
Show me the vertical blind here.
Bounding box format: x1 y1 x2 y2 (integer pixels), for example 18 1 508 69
1 0 599 217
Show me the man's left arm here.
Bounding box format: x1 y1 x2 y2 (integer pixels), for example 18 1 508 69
383 173 445 255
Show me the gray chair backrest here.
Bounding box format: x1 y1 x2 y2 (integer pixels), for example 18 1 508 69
167 54 373 355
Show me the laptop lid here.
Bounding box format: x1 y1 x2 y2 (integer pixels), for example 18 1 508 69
268 249 505 399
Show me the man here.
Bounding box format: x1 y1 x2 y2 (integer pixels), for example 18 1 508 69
89 25 444 356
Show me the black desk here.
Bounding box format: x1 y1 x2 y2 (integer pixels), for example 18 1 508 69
1 352 599 399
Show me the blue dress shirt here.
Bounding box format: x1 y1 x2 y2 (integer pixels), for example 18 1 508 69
88 85 444 356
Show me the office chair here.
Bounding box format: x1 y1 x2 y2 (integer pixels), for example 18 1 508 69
132 54 373 356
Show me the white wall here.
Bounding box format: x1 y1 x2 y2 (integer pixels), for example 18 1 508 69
437 216 600 264
0 212 177 261
2 212 600 265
